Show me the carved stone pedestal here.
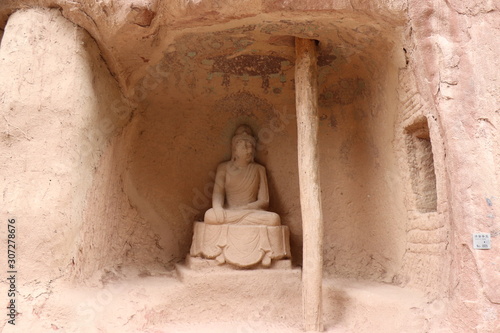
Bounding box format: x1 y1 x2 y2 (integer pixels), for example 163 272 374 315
185 255 293 271
189 222 291 268
176 257 301 286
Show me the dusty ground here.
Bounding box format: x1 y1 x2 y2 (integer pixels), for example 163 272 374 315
1 265 436 333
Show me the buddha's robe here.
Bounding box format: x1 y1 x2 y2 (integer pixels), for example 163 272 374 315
191 160 290 267
204 162 280 226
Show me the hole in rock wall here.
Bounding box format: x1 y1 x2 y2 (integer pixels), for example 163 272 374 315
119 14 407 283
405 118 438 213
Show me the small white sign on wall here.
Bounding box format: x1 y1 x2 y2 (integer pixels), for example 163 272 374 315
473 233 491 250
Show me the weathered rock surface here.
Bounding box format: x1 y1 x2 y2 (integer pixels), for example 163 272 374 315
0 0 498 332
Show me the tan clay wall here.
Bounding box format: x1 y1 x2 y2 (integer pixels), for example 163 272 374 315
394 68 450 296
0 8 132 283
320 40 407 283
407 1 500 330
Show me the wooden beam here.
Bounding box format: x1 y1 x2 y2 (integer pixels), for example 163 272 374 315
295 37 324 332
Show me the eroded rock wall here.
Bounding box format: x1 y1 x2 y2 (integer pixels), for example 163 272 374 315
0 0 498 332
407 0 500 331
0 7 134 287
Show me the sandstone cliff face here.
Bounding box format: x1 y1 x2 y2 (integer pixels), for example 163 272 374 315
407 1 500 331
0 0 498 332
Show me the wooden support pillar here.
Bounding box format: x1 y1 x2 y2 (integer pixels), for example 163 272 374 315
295 37 324 332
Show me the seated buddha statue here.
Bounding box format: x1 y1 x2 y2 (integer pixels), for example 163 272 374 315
189 125 291 268
204 124 281 227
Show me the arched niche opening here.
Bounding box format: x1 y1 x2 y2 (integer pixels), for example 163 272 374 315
405 117 438 213
119 12 408 283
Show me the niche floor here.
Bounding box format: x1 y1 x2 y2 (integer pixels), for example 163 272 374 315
7 268 438 333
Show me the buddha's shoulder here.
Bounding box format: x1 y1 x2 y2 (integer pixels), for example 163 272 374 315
251 162 266 172
216 161 231 171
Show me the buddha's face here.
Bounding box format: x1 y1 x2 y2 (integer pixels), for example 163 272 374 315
233 139 254 164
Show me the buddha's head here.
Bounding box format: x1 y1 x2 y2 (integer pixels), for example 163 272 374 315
231 125 256 164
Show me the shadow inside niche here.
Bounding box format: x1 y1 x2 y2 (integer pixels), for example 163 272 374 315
323 286 350 329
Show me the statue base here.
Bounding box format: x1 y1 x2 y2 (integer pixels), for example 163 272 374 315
189 222 291 268
185 255 292 271
176 257 301 286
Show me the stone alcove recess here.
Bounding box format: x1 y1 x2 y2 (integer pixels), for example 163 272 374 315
0 7 446 287
4 2 487 332
103 12 416 286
